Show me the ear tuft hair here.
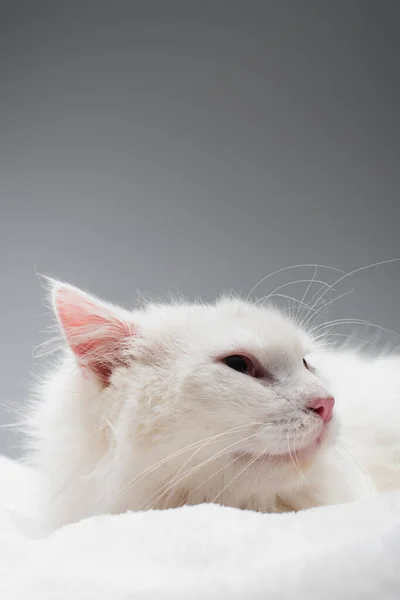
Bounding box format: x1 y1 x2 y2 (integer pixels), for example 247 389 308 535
51 281 136 384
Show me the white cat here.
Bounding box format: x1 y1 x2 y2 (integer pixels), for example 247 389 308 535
23 279 400 530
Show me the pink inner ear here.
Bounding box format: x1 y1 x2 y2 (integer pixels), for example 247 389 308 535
55 286 134 381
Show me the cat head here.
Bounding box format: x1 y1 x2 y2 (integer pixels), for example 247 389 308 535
32 280 337 523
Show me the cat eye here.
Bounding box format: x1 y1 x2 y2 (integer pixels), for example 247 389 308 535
222 355 258 377
303 358 310 370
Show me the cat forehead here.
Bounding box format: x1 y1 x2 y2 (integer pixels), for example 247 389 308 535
141 298 307 350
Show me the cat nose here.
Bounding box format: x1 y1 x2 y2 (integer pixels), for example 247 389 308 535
307 396 335 424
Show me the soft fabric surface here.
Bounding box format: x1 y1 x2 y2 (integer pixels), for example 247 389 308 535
0 455 399 599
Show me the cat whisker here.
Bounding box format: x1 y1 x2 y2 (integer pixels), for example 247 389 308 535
246 264 346 301
295 266 319 322
286 432 309 486
210 449 267 505
184 442 275 506
176 451 249 506
300 276 347 326
257 293 315 313
301 289 355 332
140 432 259 511
312 332 370 346
305 258 400 321
312 318 400 341
171 426 257 482
255 278 331 308
107 425 261 512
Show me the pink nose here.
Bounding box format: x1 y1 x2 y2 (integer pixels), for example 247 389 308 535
307 396 335 424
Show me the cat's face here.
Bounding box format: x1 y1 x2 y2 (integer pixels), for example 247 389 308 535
51 282 337 509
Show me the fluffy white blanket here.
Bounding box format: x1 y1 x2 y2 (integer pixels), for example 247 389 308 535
0 455 399 600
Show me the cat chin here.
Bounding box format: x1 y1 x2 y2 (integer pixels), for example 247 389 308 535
232 417 339 469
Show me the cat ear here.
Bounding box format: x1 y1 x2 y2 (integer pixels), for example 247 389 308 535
51 281 136 384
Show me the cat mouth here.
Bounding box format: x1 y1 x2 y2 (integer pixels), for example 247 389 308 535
233 430 327 465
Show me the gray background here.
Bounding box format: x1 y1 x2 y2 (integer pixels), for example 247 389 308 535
1 1 400 456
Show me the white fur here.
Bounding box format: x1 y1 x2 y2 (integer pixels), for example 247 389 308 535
24 283 400 530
